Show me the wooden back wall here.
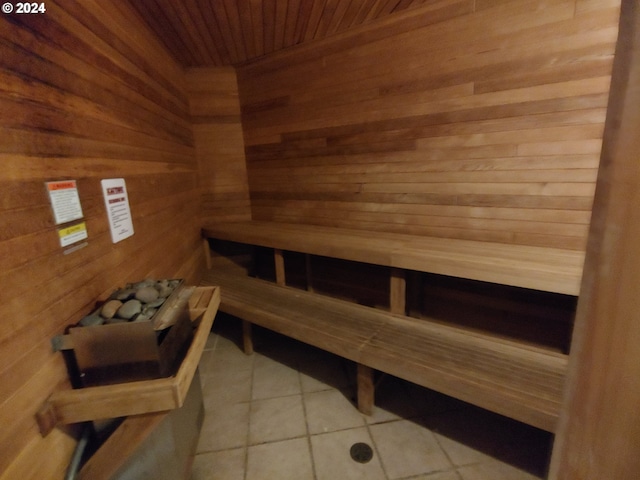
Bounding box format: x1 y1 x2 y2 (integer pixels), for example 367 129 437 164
186 67 252 224
0 1 203 477
237 0 621 252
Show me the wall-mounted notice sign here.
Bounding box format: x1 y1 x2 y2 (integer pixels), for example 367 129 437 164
58 222 88 247
101 178 134 243
46 180 84 225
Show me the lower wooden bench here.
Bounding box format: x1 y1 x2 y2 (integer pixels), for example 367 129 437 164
202 267 567 433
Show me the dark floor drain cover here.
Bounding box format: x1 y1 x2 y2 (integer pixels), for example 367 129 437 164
350 442 373 463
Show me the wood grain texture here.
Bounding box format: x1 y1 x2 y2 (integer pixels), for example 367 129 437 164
0 1 203 476
125 0 439 66
236 0 620 253
203 220 585 295
203 266 567 432
550 0 640 477
186 67 252 224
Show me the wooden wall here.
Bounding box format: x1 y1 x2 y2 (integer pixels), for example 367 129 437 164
550 0 640 477
0 1 202 477
237 0 620 252
186 68 251 224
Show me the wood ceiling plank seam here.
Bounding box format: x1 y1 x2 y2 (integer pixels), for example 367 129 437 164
273 0 290 51
304 0 330 42
262 0 277 54
240 0 475 75
395 0 417 10
162 0 212 65
366 0 393 21
315 0 342 40
380 0 405 16
141 0 199 67
237 0 258 60
336 0 365 31
293 0 316 44
352 0 380 25
221 0 249 63
326 0 355 35
249 0 266 58
414 0 436 8
199 1 234 66
283 0 302 47
210 1 242 64
183 0 224 66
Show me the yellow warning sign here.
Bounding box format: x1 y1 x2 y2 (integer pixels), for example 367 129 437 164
58 222 88 247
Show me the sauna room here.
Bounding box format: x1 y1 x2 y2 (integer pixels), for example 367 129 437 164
1 0 638 479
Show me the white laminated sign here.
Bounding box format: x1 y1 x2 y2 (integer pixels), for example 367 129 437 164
46 180 83 225
101 178 134 243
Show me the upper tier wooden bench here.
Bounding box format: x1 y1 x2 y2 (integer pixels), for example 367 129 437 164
201 221 584 433
202 221 584 296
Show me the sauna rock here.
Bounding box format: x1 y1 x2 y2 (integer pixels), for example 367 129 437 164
62 278 193 386
100 299 122 319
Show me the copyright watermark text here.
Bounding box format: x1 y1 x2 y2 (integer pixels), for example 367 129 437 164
3 3 47 14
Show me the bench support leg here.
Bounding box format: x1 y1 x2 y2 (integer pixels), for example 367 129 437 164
357 364 374 415
203 238 212 270
242 320 254 355
274 249 286 286
305 253 314 292
390 268 406 315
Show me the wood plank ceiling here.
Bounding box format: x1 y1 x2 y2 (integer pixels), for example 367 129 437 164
126 0 434 67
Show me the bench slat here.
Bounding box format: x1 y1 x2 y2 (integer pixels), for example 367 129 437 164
202 268 567 432
202 221 584 295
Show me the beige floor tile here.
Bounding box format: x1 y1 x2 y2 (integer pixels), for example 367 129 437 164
252 354 302 400
201 367 253 410
201 344 254 377
434 432 495 467
457 460 542 480
370 419 453 479
304 389 366 434
249 394 307 445
191 448 245 480
194 319 550 480
203 331 219 351
197 402 250 453
246 437 315 480
410 471 462 480
310 427 387 480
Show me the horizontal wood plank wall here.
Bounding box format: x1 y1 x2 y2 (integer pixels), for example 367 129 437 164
186 68 252 224
236 0 621 251
0 1 202 477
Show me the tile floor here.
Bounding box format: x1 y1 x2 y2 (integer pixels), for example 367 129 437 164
192 314 552 480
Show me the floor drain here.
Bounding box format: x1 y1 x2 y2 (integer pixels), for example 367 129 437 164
350 442 374 463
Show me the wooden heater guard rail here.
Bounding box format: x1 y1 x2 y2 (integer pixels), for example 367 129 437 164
36 286 220 437
201 221 581 432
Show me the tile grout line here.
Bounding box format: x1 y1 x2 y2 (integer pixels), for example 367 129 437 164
431 428 464 479
299 358 319 480
362 410 391 480
243 345 256 480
